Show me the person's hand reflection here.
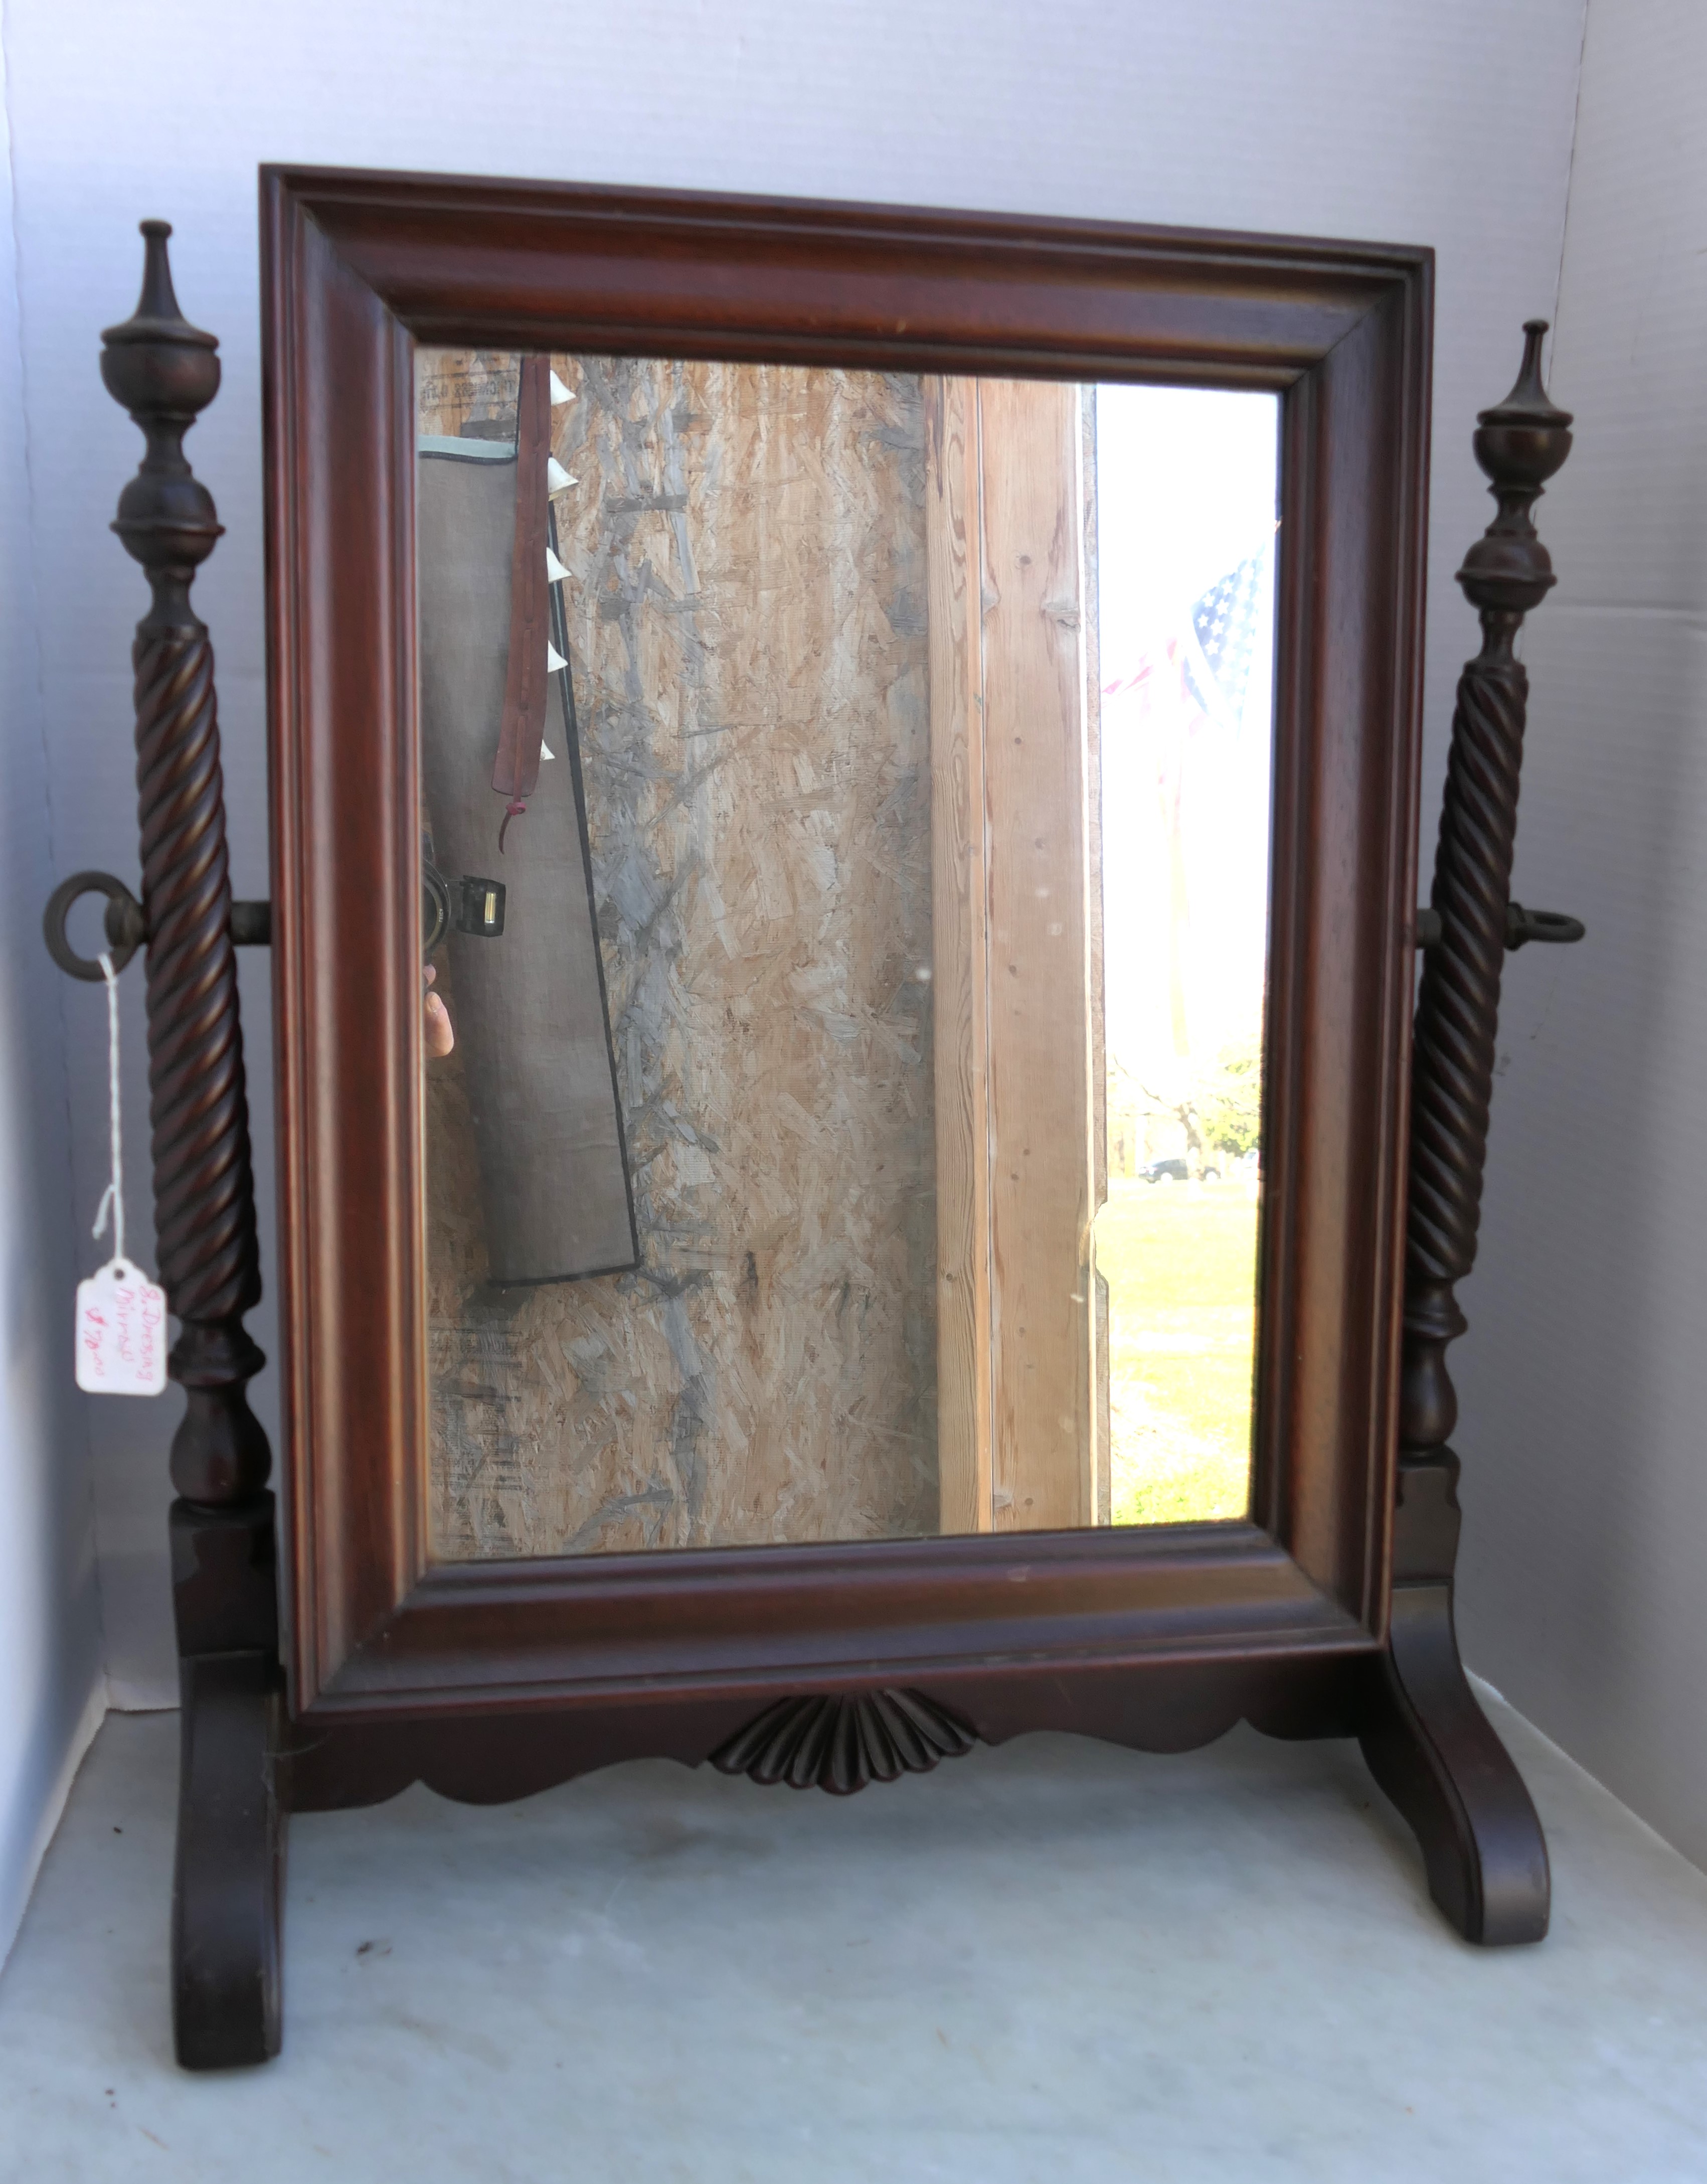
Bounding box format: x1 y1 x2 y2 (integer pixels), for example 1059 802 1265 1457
424 962 454 1057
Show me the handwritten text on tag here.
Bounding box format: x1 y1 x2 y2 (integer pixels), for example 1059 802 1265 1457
75 1258 167 1396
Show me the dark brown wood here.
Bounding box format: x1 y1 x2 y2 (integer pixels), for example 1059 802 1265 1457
266 194 423 1701
277 1649 1368 1815
297 1522 1366 1713
99 225 284 2065
102 223 268 1503
260 170 1428 1745
710 1689 977 1794
63 180 1598 2074
169 1501 284 2062
1262 279 1430 1624
1359 1458 1550 1943
277 167 1419 382
1357 321 1574 1945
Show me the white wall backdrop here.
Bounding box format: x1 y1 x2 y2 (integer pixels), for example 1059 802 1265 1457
0 0 1598 1952
1454 0 1707 1871
0 26 106 1972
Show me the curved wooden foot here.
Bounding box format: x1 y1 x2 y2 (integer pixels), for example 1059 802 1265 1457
1358 1457 1549 1946
173 1652 285 2068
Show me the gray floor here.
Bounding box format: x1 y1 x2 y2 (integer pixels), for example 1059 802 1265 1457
3 1694 1706 2182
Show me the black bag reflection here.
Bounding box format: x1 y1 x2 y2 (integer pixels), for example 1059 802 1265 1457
417 401 638 1285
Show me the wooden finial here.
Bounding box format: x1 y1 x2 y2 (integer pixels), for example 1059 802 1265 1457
1457 320 1574 616
99 221 223 601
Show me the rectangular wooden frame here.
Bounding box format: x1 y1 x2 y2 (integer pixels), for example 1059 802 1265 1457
261 167 1429 1738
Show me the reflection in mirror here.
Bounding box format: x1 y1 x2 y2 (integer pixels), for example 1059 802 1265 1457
1095 389 1277 1526
414 350 1276 1559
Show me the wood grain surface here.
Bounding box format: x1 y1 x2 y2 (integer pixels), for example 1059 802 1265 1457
979 379 1097 1531
924 376 991 1535
417 351 938 1559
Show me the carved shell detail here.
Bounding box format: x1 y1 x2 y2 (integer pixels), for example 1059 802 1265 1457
710 1688 978 1796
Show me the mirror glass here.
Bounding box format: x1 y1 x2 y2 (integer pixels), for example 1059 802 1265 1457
1095 388 1277 1526
414 349 1277 1559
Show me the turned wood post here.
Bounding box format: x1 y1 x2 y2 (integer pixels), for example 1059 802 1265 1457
1355 324 1574 1950
99 221 269 1505
100 222 283 2070
1400 322 1574 1462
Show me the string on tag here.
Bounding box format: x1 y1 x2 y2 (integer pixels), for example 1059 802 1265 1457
91 949 126 1267
72 953 166 1397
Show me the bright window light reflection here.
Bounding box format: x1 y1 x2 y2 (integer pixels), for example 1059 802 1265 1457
1094 385 1279 1525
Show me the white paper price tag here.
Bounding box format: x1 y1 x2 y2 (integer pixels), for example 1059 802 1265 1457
75 1257 167 1395
72 949 168 1397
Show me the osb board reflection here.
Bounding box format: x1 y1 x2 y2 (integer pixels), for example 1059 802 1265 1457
419 352 937 1558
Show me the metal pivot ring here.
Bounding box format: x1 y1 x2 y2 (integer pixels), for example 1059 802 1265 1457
1413 901 1587 952
43 870 146 980
1505 902 1587 949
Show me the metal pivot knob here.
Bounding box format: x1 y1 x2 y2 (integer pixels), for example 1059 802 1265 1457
44 870 271 979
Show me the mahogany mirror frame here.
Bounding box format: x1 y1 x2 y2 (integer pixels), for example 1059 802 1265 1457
260 167 1427 1777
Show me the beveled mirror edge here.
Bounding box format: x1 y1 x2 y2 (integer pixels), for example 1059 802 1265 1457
262 166 1429 1724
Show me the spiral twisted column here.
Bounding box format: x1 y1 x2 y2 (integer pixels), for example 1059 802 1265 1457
1400 324 1573 1458
101 222 269 1508
135 626 258 1309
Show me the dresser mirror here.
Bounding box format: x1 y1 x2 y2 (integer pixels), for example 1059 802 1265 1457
57 171 1577 2069
264 169 1421 1738
65 160 1552 2075
416 348 1278 1556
